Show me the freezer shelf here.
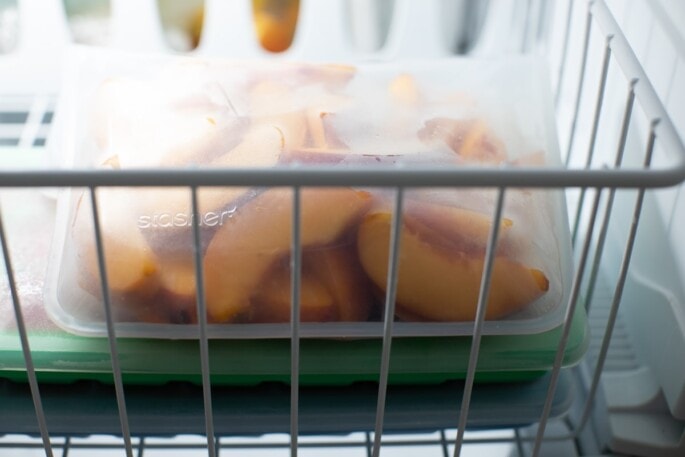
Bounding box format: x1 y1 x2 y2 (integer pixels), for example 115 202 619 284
2 0 685 455
0 371 575 437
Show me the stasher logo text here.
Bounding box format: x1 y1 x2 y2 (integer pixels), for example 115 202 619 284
137 207 237 229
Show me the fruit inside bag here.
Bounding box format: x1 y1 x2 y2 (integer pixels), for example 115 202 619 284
55 52 569 332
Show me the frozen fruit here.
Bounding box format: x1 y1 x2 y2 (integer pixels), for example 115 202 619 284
388 73 421 106
304 245 371 321
357 212 548 321
418 117 507 163
203 187 372 322
72 190 160 298
250 263 336 323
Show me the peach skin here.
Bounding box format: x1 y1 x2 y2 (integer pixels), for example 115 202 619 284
357 212 549 321
203 187 372 322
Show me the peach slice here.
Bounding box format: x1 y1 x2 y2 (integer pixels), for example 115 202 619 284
357 212 549 321
139 122 284 213
388 73 421 106
203 187 372 322
72 190 160 298
248 81 308 149
250 264 336 323
304 245 371 322
136 124 284 257
298 64 357 90
211 122 285 168
158 258 197 302
90 77 248 168
402 200 513 252
304 110 348 151
418 117 507 164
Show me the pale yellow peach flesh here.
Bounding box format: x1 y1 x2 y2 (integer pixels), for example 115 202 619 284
203 187 372 322
72 190 160 297
388 73 421 106
357 212 549 321
250 265 336 323
304 245 372 322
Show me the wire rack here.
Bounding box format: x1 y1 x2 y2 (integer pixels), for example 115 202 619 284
1 0 684 456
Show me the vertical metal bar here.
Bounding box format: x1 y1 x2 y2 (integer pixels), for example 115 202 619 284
575 123 658 436
89 187 134 457
365 431 373 457
564 3 594 168
371 187 405 457
63 437 71 457
440 429 450 457
453 188 506 457
571 35 614 246
514 429 526 457
290 186 302 457
584 81 637 313
215 436 221 456
555 0 576 106
190 186 217 457
531 186 603 457
0 205 52 457
136 437 145 457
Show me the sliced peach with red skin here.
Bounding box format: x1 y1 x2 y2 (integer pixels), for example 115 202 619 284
357 212 549 321
402 199 513 252
203 187 372 322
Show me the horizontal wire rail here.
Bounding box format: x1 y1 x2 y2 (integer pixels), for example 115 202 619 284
1 1 684 457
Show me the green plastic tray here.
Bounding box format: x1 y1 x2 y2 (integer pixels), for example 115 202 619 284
0 304 588 385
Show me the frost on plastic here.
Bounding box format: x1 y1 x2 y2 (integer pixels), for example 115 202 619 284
46 49 571 338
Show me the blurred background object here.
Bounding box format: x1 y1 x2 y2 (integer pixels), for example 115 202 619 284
62 0 110 46
157 0 204 51
253 0 299 53
0 0 18 54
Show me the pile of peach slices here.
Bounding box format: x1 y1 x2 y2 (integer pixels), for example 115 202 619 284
70 63 550 325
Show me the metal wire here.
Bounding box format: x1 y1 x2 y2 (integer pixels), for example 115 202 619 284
0 1 683 455
584 80 637 313
0 207 53 457
440 429 450 457
571 35 613 246
564 1 594 168
371 187 405 457
453 188 506 456
555 0 576 106
0 164 683 189
136 437 144 457
190 186 217 457
532 183 604 457
575 122 657 439
290 186 302 457
88 187 134 457
63 437 71 457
